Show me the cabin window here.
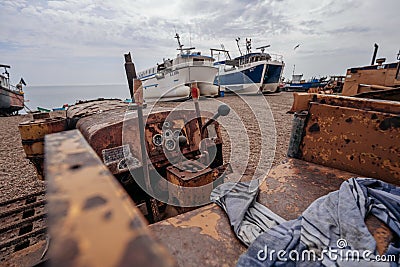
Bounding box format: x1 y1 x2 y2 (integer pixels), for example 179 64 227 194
193 58 204 65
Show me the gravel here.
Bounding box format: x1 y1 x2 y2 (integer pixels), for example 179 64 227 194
0 115 45 202
0 92 294 202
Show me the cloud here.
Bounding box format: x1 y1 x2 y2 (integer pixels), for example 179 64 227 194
0 0 399 85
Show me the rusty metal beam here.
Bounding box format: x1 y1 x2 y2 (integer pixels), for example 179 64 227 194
290 93 400 114
355 87 400 101
45 129 176 267
315 94 400 114
19 116 67 180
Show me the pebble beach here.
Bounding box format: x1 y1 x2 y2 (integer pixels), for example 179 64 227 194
0 92 294 202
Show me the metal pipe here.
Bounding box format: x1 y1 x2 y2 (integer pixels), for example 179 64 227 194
124 52 156 222
124 52 136 100
134 79 156 222
359 84 393 91
371 43 379 65
235 37 242 56
191 82 203 132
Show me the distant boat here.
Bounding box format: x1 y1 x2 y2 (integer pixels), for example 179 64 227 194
37 107 51 113
284 74 328 92
52 104 69 111
213 38 285 94
0 64 25 116
35 103 69 112
137 33 219 101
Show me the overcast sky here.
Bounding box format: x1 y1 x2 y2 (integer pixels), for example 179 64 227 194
1 0 399 86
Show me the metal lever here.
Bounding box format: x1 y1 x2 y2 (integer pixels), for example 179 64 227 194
201 104 230 138
124 52 158 222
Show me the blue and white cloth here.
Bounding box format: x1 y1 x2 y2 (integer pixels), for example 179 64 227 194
211 178 400 266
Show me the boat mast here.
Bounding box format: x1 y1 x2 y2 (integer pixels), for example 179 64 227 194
0 64 11 80
245 38 252 54
235 38 242 56
175 33 184 54
220 44 231 60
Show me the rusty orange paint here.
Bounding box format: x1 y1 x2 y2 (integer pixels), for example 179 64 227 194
299 102 400 183
45 130 177 267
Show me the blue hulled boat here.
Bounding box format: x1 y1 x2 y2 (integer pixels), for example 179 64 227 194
284 74 328 92
213 39 285 94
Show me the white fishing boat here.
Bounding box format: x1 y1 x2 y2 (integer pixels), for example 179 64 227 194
213 38 285 94
138 34 219 101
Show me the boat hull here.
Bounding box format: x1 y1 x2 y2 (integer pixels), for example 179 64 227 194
215 61 284 94
284 81 328 92
142 65 218 101
220 84 260 94
0 87 24 114
198 82 219 97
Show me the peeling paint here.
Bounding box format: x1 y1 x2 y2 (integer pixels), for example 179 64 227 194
160 205 222 241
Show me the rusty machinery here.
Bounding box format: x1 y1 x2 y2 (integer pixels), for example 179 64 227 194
19 112 67 180
289 93 400 184
19 55 231 223
14 68 400 267
24 89 399 267
342 45 400 96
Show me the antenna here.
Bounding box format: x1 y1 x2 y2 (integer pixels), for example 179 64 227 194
256 45 271 53
174 31 184 54
235 37 242 56
189 28 192 48
246 38 251 54
210 48 229 59
220 44 231 60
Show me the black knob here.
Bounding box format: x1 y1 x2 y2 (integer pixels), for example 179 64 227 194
178 135 187 148
218 104 230 117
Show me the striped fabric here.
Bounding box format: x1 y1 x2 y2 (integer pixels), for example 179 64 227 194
211 180 285 246
211 178 400 266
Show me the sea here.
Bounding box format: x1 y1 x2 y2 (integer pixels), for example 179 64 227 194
23 84 131 113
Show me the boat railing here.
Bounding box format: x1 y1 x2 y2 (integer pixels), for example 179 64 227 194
172 61 216 70
9 84 23 93
236 53 284 66
269 53 284 62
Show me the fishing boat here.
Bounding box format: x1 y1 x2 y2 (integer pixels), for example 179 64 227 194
284 74 328 92
137 34 219 101
0 64 25 116
213 38 285 94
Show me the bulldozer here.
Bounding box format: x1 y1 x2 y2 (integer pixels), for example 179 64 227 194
18 53 232 223
2 50 399 266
